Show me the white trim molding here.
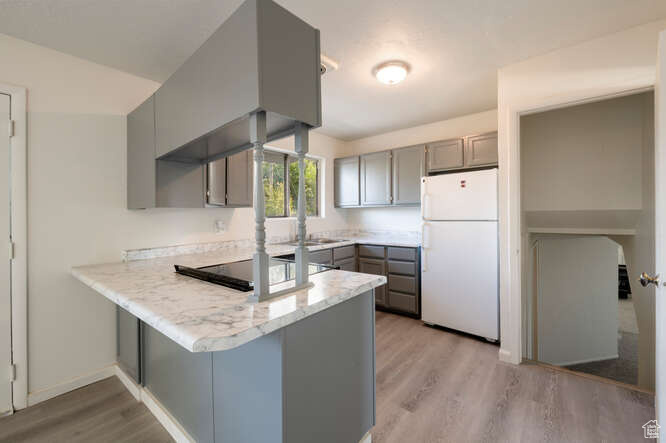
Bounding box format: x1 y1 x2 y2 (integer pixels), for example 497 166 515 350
0 82 28 410
27 365 115 406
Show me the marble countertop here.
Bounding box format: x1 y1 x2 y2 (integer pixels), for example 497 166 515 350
72 240 399 353
72 233 419 353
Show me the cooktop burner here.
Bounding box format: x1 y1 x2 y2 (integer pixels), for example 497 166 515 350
174 257 334 292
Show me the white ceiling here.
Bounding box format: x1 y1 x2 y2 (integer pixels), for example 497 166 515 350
1 0 665 140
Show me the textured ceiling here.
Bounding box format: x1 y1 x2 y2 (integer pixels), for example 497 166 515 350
1 0 665 140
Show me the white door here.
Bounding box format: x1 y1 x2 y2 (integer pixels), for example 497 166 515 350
655 30 666 429
0 93 10 414
421 220 499 340
421 168 498 221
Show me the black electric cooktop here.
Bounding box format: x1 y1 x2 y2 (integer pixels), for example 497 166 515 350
174 257 334 292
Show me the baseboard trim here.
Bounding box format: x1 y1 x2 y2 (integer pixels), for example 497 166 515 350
141 388 195 443
113 365 141 401
498 347 516 364
553 354 619 367
27 365 116 407
112 364 194 443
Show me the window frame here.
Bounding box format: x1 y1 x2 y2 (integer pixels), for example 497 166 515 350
263 150 320 218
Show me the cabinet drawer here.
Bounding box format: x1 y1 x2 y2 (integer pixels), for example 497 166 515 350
309 249 333 265
387 260 416 276
388 275 416 294
388 291 417 314
358 245 386 259
387 247 416 262
333 245 356 261
336 257 356 272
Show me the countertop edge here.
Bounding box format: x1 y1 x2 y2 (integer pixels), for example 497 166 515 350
72 266 386 353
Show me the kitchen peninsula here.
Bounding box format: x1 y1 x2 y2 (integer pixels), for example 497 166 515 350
72 239 386 443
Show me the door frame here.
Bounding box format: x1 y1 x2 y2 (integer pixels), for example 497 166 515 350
1 83 27 411
498 84 656 365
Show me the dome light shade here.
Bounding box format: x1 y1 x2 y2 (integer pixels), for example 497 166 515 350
374 61 409 85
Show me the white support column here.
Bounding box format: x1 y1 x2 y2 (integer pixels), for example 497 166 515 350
294 123 310 285
251 111 270 299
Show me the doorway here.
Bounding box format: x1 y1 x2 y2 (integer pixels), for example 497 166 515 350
520 91 655 390
0 92 10 414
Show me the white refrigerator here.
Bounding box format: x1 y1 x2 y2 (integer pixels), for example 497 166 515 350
421 168 499 341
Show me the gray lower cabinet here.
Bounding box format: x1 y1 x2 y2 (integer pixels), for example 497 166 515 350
142 291 375 443
358 257 387 307
358 245 420 316
360 151 392 206
392 144 424 205
309 249 333 265
333 245 357 271
426 138 465 173
464 132 498 167
117 306 141 383
334 156 360 207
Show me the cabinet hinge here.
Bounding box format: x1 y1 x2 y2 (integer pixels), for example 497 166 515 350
8 120 15 138
9 364 15 382
8 241 15 260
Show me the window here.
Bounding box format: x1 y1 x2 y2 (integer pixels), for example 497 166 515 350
262 151 319 217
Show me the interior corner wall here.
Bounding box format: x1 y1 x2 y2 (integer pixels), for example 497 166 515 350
0 32 352 398
340 109 498 232
520 93 646 213
498 19 666 365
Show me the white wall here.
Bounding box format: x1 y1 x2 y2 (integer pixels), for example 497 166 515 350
0 33 351 397
521 93 646 213
536 236 619 366
341 109 497 231
498 19 666 365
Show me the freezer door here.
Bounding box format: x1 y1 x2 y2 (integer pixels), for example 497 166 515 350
421 221 499 340
421 169 497 221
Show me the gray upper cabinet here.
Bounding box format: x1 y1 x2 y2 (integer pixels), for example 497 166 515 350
127 95 156 210
206 150 253 207
360 151 392 206
426 138 464 173
334 156 360 207
392 145 424 205
206 158 226 206
226 150 253 206
464 132 498 167
154 0 321 162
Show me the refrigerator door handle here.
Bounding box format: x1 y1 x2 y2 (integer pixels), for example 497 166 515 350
421 223 429 272
422 194 432 220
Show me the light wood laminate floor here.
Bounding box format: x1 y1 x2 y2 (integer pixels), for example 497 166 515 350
0 311 655 443
373 311 655 443
0 377 173 443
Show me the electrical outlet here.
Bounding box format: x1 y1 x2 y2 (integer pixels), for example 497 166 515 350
214 220 226 233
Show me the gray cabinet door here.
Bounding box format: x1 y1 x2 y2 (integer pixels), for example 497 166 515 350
226 150 253 206
360 151 392 206
392 145 424 205
156 159 205 208
117 307 140 383
464 132 498 167
335 257 357 272
334 156 360 207
309 249 333 265
358 258 386 307
426 138 464 173
127 95 156 209
206 158 227 206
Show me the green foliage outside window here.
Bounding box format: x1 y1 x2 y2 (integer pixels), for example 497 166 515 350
262 153 318 217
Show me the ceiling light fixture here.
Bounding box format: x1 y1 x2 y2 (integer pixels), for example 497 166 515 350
373 61 409 85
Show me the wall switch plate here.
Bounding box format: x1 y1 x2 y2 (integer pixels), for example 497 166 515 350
215 220 226 233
